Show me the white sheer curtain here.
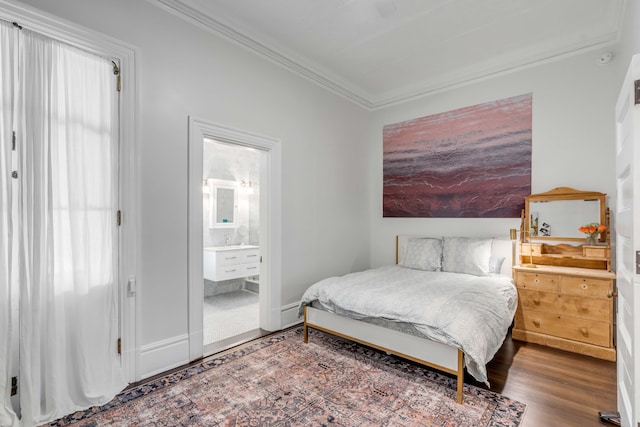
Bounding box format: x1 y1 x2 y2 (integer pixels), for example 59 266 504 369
0 19 19 427
1 24 126 426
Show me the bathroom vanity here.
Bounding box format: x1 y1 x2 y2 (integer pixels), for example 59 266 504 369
203 245 260 281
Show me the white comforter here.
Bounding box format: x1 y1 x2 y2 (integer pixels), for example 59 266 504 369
298 265 518 385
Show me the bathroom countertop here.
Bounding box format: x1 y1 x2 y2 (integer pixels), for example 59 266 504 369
204 245 259 252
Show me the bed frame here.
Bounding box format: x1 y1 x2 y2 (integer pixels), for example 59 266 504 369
303 235 514 404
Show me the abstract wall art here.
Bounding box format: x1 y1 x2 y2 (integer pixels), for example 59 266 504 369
383 93 532 218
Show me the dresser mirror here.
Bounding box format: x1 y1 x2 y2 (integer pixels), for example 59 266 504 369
524 187 606 242
520 187 610 271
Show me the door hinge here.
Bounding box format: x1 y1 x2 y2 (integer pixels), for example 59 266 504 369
116 210 122 226
117 338 121 355
10 376 17 396
112 60 121 92
635 80 640 105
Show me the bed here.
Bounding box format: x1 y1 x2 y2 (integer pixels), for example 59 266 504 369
298 235 518 404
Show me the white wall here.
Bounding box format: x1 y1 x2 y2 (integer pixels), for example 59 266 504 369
616 0 640 72
16 0 370 375
368 47 624 267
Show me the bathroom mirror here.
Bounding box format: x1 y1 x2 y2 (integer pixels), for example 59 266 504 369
208 179 238 228
524 187 606 242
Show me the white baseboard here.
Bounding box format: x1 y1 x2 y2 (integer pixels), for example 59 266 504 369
139 334 189 379
281 302 303 329
138 304 302 381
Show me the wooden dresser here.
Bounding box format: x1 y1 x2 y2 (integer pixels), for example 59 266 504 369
513 187 616 361
512 263 615 361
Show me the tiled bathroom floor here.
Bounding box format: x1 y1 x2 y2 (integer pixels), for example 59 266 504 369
203 290 259 345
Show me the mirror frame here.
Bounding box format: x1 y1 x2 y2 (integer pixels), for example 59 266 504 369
524 187 606 243
208 179 239 228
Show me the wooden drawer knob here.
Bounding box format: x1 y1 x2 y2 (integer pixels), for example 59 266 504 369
533 320 541 327
607 290 617 298
533 298 540 305
580 328 588 336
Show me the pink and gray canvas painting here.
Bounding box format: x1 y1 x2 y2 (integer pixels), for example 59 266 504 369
383 93 532 218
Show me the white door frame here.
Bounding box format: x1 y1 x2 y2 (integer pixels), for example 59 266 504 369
187 117 282 361
0 0 140 383
615 54 640 427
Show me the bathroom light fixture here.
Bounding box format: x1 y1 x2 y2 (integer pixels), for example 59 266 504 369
202 179 210 194
240 180 254 195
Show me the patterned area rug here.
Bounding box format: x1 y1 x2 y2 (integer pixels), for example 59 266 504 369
50 327 526 426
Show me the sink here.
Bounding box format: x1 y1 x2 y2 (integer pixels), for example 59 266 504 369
204 244 259 252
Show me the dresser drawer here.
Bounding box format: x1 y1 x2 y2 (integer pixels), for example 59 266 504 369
515 272 559 293
518 309 610 347
557 294 611 321
583 246 608 258
559 276 613 299
518 289 612 321
517 289 558 312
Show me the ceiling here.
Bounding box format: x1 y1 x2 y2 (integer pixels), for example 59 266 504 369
151 0 626 110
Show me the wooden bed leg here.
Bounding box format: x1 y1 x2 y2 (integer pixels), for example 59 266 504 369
303 306 309 343
456 349 464 404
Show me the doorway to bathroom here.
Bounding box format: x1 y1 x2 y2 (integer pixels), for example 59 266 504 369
187 117 282 362
202 140 263 353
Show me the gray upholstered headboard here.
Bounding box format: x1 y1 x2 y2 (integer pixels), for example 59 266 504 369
396 235 514 278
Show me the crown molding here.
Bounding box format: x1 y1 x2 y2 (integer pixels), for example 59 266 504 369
149 0 375 109
149 0 625 111
371 31 622 109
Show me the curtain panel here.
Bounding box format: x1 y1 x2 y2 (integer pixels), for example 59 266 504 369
1 21 125 426
0 19 19 427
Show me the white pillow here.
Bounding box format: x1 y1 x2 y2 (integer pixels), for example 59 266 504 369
400 238 443 271
442 237 493 276
489 256 506 275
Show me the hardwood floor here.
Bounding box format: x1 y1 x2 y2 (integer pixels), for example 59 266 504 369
468 332 617 427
